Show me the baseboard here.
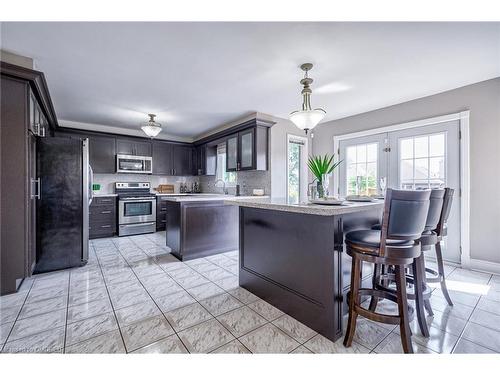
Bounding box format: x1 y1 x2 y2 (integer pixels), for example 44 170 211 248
469 259 500 276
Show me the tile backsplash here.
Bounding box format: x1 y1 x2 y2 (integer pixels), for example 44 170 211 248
93 174 200 194
199 170 271 196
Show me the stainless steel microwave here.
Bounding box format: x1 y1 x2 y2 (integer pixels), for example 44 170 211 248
116 154 153 174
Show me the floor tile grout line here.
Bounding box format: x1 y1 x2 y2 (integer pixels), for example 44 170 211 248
110 238 195 353
449 272 498 353
0 278 35 352
85 240 128 354
62 268 72 352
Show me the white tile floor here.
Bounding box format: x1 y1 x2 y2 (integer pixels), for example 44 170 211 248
1 232 500 353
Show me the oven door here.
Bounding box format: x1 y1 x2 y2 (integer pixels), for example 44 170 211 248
118 198 156 225
116 154 153 174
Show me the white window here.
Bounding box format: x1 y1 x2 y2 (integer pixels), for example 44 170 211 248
399 133 446 190
287 135 308 204
216 144 236 185
345 142 378 196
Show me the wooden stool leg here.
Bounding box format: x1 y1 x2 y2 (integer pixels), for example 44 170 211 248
344 256 361 347
413 254 430 337
369 263 381 311
435 242 453 306
395 264 414 354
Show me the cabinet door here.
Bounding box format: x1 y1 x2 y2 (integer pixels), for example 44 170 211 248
226 134 238 171
28 134 37 275
152 142 174 175
29 93 37 135
116 139 136 155
239 128 255 170
89 135 116 173
134 141 152 156
173 145 193 176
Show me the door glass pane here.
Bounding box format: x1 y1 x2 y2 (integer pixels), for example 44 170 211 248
345 142 378 196
429 134 445 157
240 132 253 168
287 142 301 204
414 136 429 158
400 138 413 159
398 132 446 189
227 137 237 170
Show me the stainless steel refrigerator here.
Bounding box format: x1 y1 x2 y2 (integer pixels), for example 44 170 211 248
34 137 92 273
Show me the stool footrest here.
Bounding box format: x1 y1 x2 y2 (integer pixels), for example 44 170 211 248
348 289 415 325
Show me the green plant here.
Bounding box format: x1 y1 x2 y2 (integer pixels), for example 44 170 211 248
307 154 342 183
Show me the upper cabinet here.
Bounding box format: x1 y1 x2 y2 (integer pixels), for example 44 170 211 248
88 135 116 173
152 141 174 175
173 145 193 176
225 125 268 172
194 144 216 176
116 139 152 156
153 142 194 176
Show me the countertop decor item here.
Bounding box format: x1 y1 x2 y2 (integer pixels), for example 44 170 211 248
307 154 342 198
141 113 162 138
289 63 326 134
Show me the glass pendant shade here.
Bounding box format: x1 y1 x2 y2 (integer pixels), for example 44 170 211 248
289 108 326 132
141 114 162 137
289 63 326 134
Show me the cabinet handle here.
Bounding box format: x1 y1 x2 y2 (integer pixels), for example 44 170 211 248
100 199 112 203
101 210 111 214
39 126 46 138
35 178 41 199
101 225 111 228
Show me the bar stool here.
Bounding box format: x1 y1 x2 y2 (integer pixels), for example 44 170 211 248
343 189 431 354
370 189 445 338
370 188 454 336
424 188 454 306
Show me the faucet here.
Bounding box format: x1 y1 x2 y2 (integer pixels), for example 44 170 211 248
214 179 228 195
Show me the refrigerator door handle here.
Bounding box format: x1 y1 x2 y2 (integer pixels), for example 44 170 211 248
35 178 41 199
89 164 94 205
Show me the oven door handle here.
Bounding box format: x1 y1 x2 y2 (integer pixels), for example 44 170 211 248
121 222 155 227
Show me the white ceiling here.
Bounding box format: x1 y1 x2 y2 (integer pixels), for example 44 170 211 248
2 22 499 141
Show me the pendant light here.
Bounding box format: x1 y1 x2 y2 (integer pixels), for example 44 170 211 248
289 63 326 134
141 114 162 137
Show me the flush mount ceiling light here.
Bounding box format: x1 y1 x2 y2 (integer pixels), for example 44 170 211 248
289 63 326 134
141 113 162 138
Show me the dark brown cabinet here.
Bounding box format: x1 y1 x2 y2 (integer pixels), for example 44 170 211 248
89 196 117 239
1 62 58 295
153 142 194 176
117 139 152 156
152 141 174 175
226 126 268 172
88 135 116 173
156 196 169 231
194 144 216 176
173 145 193 176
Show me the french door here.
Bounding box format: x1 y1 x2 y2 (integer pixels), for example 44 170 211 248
338 120 461 263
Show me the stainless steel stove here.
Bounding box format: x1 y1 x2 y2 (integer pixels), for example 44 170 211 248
115 182 156 236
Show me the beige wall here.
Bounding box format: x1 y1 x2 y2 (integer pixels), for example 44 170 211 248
312 77 500 264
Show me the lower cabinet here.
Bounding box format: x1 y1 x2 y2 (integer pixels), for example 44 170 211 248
156 196 168 231
89 196 117 239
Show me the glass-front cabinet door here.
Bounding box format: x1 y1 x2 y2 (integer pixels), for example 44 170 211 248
239 128 255 170
226 134 238 172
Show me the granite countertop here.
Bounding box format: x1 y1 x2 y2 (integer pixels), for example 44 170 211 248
160 194 269 202
224 197 384 216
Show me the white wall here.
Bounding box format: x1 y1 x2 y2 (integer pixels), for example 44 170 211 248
312 77 500 265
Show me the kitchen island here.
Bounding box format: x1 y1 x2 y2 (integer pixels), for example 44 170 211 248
224 198 384 342
163 195 267 261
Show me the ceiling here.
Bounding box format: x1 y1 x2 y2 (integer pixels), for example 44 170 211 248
1 22 499 141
